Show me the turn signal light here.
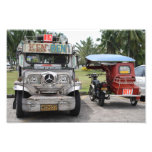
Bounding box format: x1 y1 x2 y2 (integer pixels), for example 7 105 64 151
18 77 22 82
75 77 79 82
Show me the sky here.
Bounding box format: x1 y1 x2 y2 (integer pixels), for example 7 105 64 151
52 30 101 45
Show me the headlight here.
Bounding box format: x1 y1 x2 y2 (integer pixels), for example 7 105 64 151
58 75 68 83
27 74 41 84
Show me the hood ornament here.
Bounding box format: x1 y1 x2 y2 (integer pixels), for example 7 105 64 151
45 74 54 83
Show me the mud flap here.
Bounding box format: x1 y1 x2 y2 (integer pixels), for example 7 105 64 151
13 91 17 109
13 97 16 109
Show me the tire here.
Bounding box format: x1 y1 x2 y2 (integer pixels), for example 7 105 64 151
97 98 104 106
140 96 145 102
130 97 138 106
13 98 16 109
13 91 17 109
70 91 81 116
89 86 95 101
16 91 24 118
97 92 105 106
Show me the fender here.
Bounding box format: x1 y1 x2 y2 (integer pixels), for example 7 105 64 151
90 84 95 89
14 85 30 93
67 85 81 94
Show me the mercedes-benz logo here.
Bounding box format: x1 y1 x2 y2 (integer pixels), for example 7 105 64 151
45 74 54 83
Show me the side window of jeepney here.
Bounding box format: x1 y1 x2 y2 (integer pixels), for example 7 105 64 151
72 56 76 67
119 66 131 74
19 54 24 67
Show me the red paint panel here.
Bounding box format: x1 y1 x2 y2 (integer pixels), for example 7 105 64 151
42 64 52 67
44 34 53 41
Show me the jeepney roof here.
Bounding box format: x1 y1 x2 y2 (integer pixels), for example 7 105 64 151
86 54 135 62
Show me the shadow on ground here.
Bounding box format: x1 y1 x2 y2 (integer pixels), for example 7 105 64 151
17 99 94 122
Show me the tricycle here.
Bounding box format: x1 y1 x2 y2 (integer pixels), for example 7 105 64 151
86 54 141 106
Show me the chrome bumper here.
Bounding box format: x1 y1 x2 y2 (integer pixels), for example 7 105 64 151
140 87 145 96
22 95 75 112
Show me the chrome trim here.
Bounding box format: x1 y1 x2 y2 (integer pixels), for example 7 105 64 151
22 95 75 112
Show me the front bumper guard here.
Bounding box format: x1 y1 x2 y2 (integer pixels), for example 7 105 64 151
22 95 75 112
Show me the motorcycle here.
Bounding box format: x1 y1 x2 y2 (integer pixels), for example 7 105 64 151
87 73 109 106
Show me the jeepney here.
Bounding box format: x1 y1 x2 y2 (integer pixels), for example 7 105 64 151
13 34 81 118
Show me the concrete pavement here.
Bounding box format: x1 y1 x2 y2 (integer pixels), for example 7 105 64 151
7 95 145 122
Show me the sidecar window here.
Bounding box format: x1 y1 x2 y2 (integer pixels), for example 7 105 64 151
119 66 130 74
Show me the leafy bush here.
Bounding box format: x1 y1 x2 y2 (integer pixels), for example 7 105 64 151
81 66 90 71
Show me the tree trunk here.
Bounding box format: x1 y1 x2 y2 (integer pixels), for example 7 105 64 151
128 32 130 57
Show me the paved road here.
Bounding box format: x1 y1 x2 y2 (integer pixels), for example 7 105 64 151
7 96 145 122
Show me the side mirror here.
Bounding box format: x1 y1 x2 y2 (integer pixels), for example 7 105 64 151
72 45 75 50
76 56 79 68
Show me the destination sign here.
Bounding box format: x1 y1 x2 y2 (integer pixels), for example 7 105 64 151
23 43 72 54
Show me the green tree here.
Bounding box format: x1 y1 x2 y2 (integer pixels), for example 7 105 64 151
97 30 121 54
116 30 145 65
97 30 145 66
7 30 35 66
76 37 97 65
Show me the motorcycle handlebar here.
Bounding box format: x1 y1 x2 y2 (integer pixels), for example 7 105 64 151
86 73 102 77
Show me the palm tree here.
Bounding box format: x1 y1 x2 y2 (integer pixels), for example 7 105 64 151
97 30 145 66
116 30 145 65
7 30 35 66
97 30 121 54
35 29 48 34
76 37 97 65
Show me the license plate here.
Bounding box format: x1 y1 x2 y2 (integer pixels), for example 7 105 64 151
123 89 133 95
101 87 107 91
40 104 58 111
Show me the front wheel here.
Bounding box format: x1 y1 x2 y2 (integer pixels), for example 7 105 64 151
70 91 81 116
89 86 95 101
130 97 138 106
16 91 24 118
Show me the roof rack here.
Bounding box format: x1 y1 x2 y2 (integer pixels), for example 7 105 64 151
24 34 68 44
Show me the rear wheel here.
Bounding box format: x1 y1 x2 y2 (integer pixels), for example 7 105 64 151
97 92 105 106
89 86 95 101
97 98 104 106
70 91 81 116
130 97 138 106
16 91 24 118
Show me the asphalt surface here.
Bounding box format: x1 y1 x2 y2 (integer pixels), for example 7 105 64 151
7 96 145 123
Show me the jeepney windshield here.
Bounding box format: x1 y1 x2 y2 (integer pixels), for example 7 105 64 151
26 53 69 66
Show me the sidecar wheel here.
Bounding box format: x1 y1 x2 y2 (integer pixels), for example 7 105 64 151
130 97 138 106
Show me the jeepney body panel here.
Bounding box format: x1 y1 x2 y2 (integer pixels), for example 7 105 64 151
14 35 81 112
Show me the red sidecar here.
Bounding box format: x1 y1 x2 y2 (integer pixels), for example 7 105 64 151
86 54 141 105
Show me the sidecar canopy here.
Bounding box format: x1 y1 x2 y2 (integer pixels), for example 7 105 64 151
86 54 135 63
